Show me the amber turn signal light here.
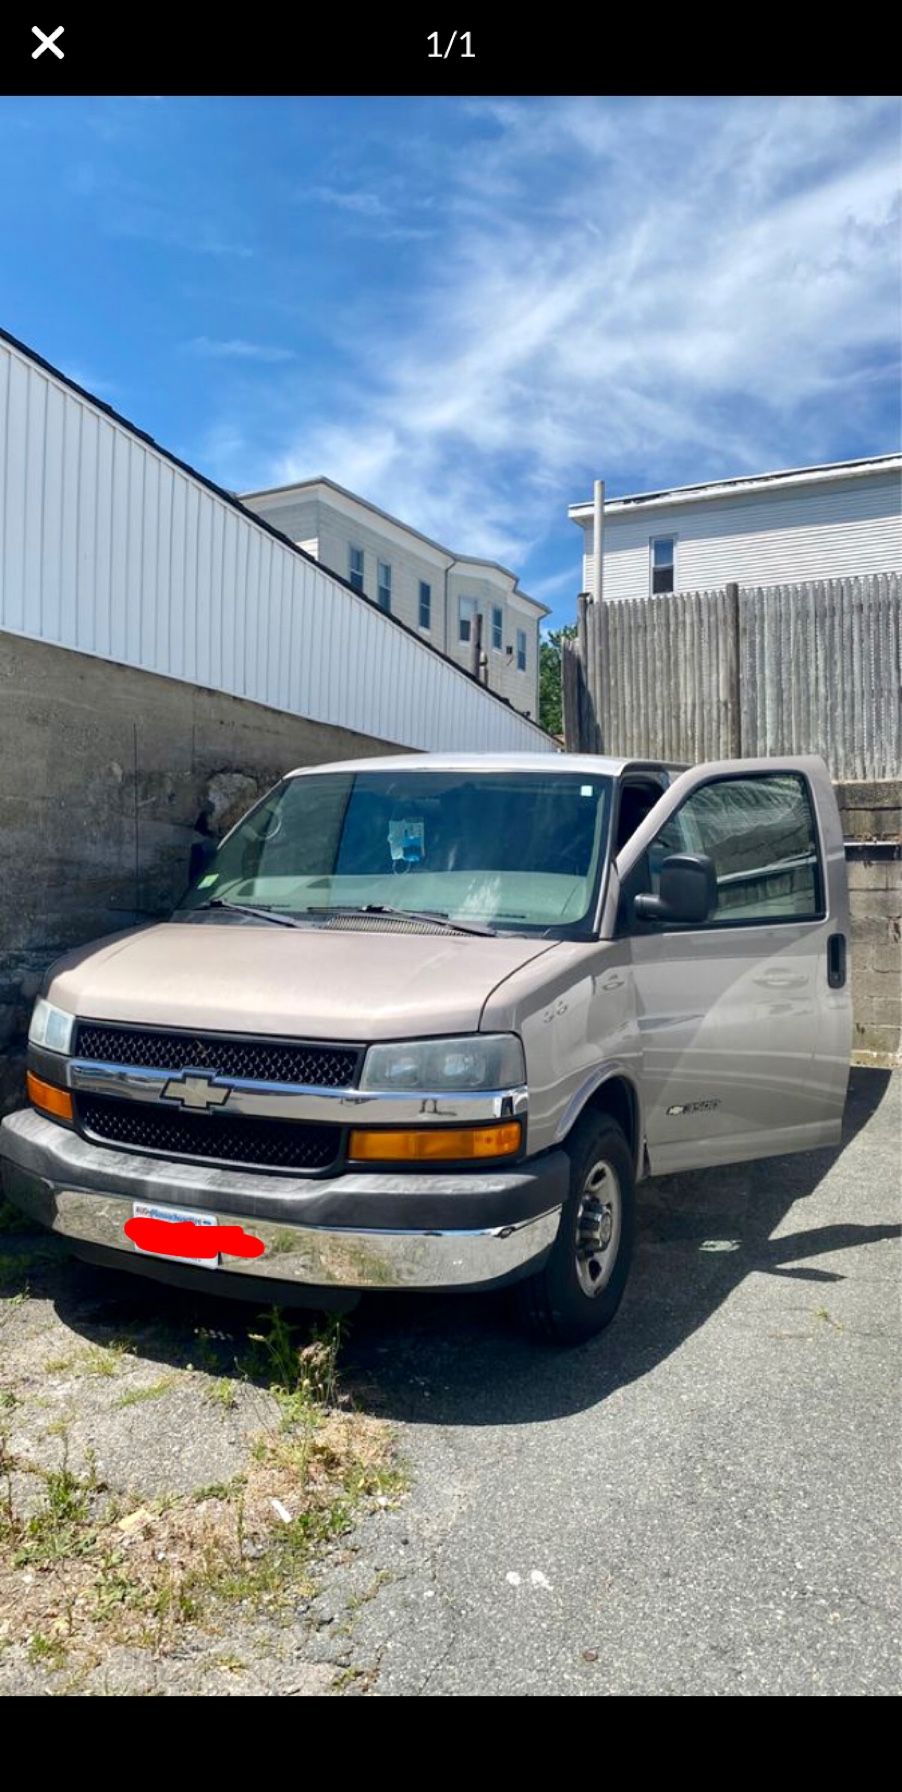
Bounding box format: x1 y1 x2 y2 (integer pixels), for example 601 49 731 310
348 1120 522 1163
26 1071 74 1124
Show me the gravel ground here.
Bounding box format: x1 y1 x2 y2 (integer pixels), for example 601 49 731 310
1 1067 899 1696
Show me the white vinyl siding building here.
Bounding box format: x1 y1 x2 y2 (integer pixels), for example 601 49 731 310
242 476 547 721
570 457 902 601
0 328 550 755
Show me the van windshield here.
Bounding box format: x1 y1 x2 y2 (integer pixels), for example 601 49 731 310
178 770 614 937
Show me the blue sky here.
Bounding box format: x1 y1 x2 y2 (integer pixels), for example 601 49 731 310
0 94 899 627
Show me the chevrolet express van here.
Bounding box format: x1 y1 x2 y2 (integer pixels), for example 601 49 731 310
0 752 851 1344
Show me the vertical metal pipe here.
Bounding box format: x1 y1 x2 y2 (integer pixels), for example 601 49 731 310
471 609 483 680
593 479 605 602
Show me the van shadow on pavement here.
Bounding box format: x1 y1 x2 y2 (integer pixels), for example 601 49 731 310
339 1067 899 1426
36 1068 899 1428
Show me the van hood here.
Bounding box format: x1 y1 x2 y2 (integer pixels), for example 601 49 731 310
47 921 560 1043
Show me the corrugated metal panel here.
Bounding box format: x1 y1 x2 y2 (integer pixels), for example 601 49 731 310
580 473 902 601
0 335 549 753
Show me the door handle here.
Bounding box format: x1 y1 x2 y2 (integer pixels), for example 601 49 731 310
598 972 626 991
827 933 847 989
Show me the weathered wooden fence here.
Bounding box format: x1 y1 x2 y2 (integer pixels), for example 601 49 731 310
563 573 902 779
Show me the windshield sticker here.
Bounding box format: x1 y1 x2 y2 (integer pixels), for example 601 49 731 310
197 873 219 888
388 817 426 867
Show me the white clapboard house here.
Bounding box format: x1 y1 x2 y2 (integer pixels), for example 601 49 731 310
570 454 902 601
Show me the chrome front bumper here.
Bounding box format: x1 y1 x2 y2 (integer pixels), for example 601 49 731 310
0 1109 565 1295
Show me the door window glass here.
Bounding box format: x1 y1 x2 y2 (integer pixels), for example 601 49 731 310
648 774 822 922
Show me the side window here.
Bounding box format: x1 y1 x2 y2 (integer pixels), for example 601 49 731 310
647 774 823 923
459 596 477 643
377 561 392 612
650 536 675 595
348 545 364 593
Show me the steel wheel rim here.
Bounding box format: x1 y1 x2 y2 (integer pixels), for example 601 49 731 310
575 1159 622 1297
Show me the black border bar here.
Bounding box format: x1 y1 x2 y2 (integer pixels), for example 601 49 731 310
3 22 879 96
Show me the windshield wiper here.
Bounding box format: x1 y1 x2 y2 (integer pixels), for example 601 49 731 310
306 904 497 937
186 899 308 930
187 898 496 937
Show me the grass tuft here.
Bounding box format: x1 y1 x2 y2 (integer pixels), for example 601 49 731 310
115 1376 177 1409
81 1340 136 1378
0 1304 405 1676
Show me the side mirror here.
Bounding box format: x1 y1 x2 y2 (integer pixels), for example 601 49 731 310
188 835 217 885
633 852 717 926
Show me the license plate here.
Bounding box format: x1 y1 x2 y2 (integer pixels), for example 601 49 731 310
130 1200 219 1268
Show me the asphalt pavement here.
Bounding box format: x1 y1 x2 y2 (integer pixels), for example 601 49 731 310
320 1066 901 1694
1 1068 898 1695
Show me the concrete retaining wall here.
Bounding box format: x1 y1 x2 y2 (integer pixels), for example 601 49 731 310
838 780 902 1066
0 630 403 1113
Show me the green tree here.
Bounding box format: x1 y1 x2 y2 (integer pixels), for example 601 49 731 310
539 624 577 737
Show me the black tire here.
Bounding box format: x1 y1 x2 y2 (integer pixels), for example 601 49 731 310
515 1113 635 1345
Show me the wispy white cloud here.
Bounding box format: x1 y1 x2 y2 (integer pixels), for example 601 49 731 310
269 96 901 569
308 184 388 217
528 566 581 603
189 336 296 363
303 181 435 241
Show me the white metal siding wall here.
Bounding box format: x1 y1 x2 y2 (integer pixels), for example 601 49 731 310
581 473 902 600
0 338 548 753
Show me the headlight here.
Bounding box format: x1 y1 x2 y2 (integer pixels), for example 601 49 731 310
360 1034 525 1093
28 998 76 1056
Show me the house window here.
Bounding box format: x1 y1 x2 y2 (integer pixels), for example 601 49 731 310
349 544 364 593
459 596 477 643
650 536 675 595
377 561 392 612
516 628 527 671
418 581 432 631
491 605 503 651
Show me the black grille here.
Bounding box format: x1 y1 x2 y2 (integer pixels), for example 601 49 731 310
77 1094 340 1175
74 1024 360 1089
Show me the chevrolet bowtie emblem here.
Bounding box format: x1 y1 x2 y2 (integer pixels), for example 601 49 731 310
161 1073 230 1111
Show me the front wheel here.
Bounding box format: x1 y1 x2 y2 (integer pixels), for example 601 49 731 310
515 1114 635 1345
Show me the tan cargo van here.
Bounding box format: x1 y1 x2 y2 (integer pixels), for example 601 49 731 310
0 752 851 1343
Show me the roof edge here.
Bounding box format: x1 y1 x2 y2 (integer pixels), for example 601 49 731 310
569 453 902 521
241 474 550 615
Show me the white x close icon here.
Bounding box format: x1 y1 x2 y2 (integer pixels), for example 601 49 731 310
32 25 65 59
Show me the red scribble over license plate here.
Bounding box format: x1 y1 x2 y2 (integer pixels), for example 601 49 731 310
125 1203 265 1267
